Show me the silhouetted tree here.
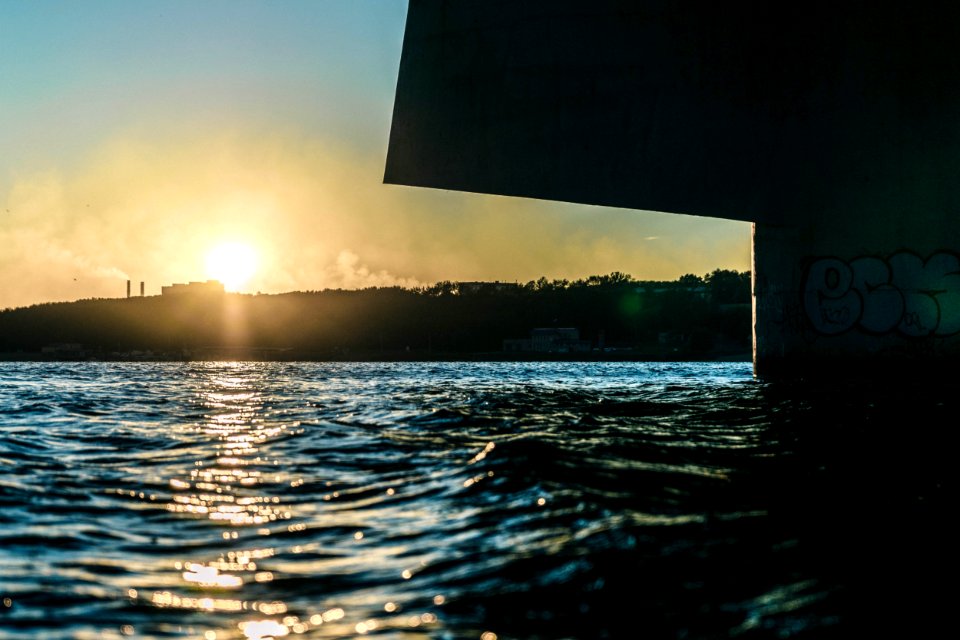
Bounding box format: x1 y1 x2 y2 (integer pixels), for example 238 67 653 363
704 269 751 304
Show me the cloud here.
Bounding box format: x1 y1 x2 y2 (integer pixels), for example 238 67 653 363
327 249 423 290
0 174 132 307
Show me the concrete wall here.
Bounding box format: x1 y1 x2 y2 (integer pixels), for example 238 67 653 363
754 210 960 376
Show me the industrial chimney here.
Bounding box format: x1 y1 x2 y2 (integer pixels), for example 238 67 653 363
140 281 145 297
126 280 131 298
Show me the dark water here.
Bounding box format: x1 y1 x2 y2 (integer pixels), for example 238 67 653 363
0 362 951 639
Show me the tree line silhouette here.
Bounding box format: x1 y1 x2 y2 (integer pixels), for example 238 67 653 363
0 270 751 359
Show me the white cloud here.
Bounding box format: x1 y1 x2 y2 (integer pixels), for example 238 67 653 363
327 249 423 290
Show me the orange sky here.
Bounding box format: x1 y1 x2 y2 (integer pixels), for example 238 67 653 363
0 1 749 309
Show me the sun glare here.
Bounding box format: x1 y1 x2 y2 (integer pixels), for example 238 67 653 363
205 242 258 291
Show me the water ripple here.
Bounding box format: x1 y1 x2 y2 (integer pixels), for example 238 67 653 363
0 361 951 638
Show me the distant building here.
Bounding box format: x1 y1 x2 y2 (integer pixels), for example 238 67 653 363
161 280 225 296
41 343 85 357
504 327 590 353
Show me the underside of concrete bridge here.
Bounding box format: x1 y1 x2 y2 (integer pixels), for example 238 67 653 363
384 0 960 376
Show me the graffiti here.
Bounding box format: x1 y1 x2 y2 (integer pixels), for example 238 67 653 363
803 251 960 337
766 288 807 336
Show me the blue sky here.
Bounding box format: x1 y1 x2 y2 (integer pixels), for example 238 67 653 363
0 0 749 308
1 0 406 175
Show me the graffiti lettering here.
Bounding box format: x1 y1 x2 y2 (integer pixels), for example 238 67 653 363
803 252 960 337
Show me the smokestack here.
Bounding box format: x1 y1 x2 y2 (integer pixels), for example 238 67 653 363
140 281 145 297
126 280 131 298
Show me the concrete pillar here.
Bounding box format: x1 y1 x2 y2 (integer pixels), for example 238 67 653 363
753 210 960 376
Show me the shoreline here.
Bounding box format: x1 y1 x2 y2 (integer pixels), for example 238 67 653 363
0 350 752 363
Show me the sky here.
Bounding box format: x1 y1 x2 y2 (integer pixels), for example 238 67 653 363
0 0 750 309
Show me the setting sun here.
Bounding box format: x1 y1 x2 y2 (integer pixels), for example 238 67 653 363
205 242 258 291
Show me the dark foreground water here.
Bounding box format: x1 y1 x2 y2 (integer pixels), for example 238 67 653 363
0 362 952 639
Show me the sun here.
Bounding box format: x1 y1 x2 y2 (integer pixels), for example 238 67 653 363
205 242 258 291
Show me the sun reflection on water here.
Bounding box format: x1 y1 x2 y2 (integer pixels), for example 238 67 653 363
146 366 306 634
116 364 446 638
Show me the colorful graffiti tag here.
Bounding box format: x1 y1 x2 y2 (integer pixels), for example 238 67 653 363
803 252 960 337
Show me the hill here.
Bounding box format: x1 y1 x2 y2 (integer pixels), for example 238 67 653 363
0 271 751 360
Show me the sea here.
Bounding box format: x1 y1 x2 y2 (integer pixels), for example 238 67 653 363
0 361 952 639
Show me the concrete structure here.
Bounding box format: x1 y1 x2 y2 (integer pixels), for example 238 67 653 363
161 280 225 297
385 1 960 376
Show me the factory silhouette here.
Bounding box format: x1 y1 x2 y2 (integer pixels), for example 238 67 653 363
123 279 226 298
